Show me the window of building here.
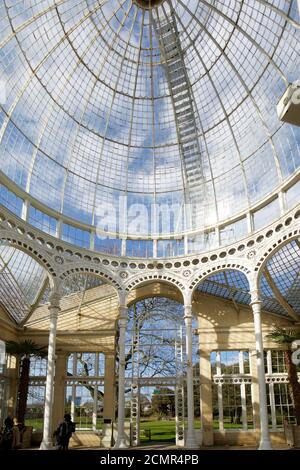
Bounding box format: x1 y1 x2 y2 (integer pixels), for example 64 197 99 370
0 184 23 217
126 239 153 258
28 206 57 236
211 350 252 430
66 353 105 431
26 356 48 430
62 223 91 249
157 239 184 257
253 199 280 231
94 235 122 255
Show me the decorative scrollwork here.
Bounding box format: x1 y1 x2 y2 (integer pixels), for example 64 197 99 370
183 270 191 277
120 271 128 279
247 250 257 260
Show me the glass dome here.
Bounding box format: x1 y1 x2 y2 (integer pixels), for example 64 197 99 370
0 0 300 241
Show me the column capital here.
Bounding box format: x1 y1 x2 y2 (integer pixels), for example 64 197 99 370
184 304 193 320
119 305 128 321
48 291 61 311
118 290 128 307
250 289 262 306
183 289 193 306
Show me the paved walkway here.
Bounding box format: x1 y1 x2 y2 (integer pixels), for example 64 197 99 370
67 443 293 451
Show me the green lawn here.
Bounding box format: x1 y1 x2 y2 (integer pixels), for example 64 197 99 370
140 419 176 443
139 418 254 442
25 417 253 442
25 418 103 431
25 418 43 430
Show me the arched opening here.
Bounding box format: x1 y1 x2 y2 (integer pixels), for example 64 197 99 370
0 266 121 448
48 272 120 447
192 266 300 446
122 282 199 447
0 244 54 445
257 238 300 322
257 239 300 431
192 269 254 442
0 244 53 324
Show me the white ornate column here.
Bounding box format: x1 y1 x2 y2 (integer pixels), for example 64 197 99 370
239 350 248 430
251 290 272 450
114 297 128 449
184 299 198 448
267 350 277 429
52 353 67 433
216 351 224 431
40 290 61 450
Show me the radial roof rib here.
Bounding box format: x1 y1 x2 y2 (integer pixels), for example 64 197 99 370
20 274 106 328
60 274 104 297
0 245 48 323
1 1 299 238
0 269 30 322
263 239 300 322
0 301 18 327
25 283 118 332
263 267 299 322
196 270 288 318
223 271 241 314
284 274 300 318
19 277 50 327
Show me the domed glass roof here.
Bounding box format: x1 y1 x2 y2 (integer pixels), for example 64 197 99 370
0 0 300 238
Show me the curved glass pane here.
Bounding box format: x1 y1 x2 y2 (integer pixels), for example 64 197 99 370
0 1 299 237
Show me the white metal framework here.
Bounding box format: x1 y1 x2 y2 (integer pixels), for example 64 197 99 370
0 0 299 452
0 0 299 243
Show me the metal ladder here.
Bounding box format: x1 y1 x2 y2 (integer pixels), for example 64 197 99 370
175 326 185 447
153 10 205 227
130 326 140 446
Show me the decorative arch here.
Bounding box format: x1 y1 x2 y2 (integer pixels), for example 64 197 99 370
255 230 300 280
127 281 185 307
58 265 124 293
0 234 57 286
189 263 251 295
125 272 186 297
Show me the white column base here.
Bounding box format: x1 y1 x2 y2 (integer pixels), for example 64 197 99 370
40 440 54 450
258 438 272 450
114 438 129 449
185 430 199 449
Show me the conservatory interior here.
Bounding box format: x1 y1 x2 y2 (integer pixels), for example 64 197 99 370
0 0 300 451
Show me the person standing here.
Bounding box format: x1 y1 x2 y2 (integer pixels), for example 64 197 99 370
0 417 14 450
12 418 21 449
54 413 75 450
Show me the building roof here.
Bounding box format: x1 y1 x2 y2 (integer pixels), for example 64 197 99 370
0 1 299 239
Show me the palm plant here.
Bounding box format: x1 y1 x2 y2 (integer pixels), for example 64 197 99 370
6 340 47 425
266 327 300 424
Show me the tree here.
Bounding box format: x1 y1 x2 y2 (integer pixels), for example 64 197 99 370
152 387 175 418
66 298 197 420
266 327 300 424
6 340 47 425
121 298 187 379
67 353 104 402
